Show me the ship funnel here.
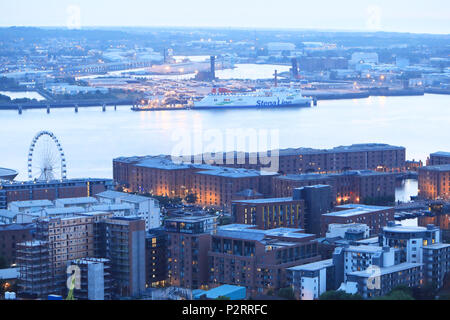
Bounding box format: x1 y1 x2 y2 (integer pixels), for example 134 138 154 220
274 70 278 87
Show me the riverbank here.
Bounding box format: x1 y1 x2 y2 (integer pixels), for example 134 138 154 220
0 89 447 111
0 99 134 110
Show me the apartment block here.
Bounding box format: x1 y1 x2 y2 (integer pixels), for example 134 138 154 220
35 215 95 293
208 224 321 297
165 215 217 289
145 228 168 288
98 217 146 298
287 259 335 300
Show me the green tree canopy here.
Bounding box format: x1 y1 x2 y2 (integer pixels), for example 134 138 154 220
319 290 362 300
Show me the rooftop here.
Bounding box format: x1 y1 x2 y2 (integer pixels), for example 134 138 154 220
44 207 86 215
0 268 19 280
194 285 245 300
421 164 450 172
431 151 450 158
278 143 404 156
423 243 450 250
9 199 53 208
122 155 277 178
277 170 392 181
0 223 34 231
195 167 276 178
165 215 217 223
383 224 429 233
134 155 193 170
55 197 98 205
96 190 154 203
348 262 423 277
232 197 296 204
0 178 113 187
324 204 392 218
344 245 386 253
0 209 16 219
92 203 134 211
0 167 18 179
288 259 333 272
277 173 332 181
216 224 313 241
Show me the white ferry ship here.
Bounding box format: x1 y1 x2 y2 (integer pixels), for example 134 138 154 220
191 87 312 109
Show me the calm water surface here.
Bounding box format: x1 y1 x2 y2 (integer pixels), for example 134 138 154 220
0 94 449 182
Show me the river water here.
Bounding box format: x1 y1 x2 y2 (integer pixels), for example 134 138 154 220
0 93 448 204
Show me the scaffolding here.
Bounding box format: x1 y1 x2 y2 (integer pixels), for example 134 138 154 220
16 240 52 299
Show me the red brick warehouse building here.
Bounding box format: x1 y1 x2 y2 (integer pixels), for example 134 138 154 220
113 155 277 211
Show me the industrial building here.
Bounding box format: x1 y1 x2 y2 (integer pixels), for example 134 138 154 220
113 155 276 210
195 143 406 174
428 151 450 166
273 170 396 206
418 164 450 200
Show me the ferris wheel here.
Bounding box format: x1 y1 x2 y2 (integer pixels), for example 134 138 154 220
27 131 67 181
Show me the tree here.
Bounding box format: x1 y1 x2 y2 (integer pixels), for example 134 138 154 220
375 290 414 300
266 288 275 296
319 290 362 300
411 283 437 300
277 287 296 300
374 286 415 300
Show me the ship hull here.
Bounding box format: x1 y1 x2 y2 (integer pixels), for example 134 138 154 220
191 102 311 109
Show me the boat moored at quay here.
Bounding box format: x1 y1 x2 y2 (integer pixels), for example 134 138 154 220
131 87 313 111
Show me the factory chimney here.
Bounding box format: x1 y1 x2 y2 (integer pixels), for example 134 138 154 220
291 58 299 79
274 69 278 87
210 56 216 81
